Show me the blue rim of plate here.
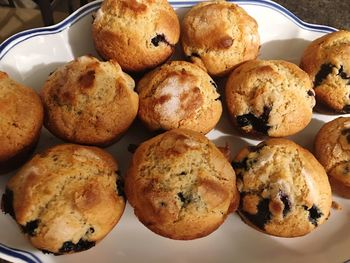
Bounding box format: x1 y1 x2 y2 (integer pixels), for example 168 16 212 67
0 0 338 262
0 243 41 263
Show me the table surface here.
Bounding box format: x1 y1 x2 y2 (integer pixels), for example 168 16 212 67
274 0 349 30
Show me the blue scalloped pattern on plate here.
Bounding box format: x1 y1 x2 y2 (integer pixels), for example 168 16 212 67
0 0 338 262
0 243 42 263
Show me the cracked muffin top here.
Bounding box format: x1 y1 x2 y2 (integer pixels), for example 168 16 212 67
0 71 43 168
40 55 139 147
232 138 332 237
300 30 350 112
225 59 315 137
1 144 125 254
181 1 260 76
137 61 222 134
125 128 239 240
92 0 180 72
315 117 350 197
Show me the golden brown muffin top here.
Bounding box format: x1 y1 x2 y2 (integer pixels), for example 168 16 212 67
4 144 125 254
0 71 43 162
40 55 138 146
125 128 239 240
181 1 260 76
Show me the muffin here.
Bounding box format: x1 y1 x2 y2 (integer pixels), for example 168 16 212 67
92 0 180 72
125 129 239 240
314 117 350 198
0 71 43 172
300 30 350 112
232 139 332 237
40 55 138 146
225 60 315 137
181 1 260 76
137 61 222 134
1 144 125 255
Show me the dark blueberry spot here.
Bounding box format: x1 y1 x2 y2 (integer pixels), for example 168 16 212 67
1 188 15 219
343 105 350 113
190 52 201 58
59 239 95 254
127 144 139 154
236 106 271 135
314 63 335 87
232 157 257 172
87 227 95 234
231 157 248 170
210 80 218 89
307 90 315 96
160 201 167 207
21 219 40 236
279 191 291 217
337 65 350 84
116 177 125 198
241 197 271 230
177 192 191 205
303 204 323 226
151 34 169 47
179 171 187 176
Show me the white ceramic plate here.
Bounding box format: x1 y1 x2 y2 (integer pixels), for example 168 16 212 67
0 1 349 263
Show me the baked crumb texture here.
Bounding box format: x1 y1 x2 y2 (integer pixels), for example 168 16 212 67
181 1 260 76
0 71 43 172
1 144 125 255
225 60 315 137
137 61 222 134
40 55 138 146
300 30 350 112
92 0 180 72
315 117 350 198
233 139 332 237
125 129 239 240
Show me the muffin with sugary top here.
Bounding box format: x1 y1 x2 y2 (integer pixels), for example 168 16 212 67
181 1 260 76
125 128 239 240
40 55 138 146
92 0 180 72
0 71 43 172
137 61 222 134
1 144 125 254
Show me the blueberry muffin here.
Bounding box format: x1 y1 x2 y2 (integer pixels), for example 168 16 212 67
0 71 43 172
300 30 350 112
181 1 260 76
92 0 180 72
1 144 125 254
125 129 239 240
232 139 332 237
225 60 315 137
315 117 350 198
137 61 222 134
40 55 138 146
